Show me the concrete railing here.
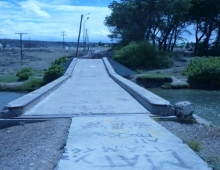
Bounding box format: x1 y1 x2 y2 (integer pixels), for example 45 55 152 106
102 57 175 115
0 58 78 118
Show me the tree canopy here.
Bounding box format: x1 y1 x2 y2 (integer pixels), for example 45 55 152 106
105 0 220 55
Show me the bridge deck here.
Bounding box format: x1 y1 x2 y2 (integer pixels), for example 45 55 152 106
22 59 210 169
24 59 148 116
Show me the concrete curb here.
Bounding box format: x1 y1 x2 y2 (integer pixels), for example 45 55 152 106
0 58 78 118
102 57 175 115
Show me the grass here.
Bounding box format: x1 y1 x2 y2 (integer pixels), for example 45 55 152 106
0 78 43 92
136 69 143 74
32 69 45 77
0 75 18 83
185 139 202 152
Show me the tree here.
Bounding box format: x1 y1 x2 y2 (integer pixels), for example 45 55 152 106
105 0 147 45
105 0 191 51
188 0 220 56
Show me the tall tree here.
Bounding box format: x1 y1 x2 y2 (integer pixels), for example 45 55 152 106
105 0 190 51
189 0 220 55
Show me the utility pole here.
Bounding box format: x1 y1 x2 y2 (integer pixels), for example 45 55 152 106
29 37 30 49
76 13 90 57
76 14 83 57
15 33 27 60
61 32 67 49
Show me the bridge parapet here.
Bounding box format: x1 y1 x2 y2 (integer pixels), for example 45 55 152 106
102 57 175 116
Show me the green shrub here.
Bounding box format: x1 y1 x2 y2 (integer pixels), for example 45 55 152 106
23 79 43 91
52 56 68 65
16 68 32 81
183 57 220 89
113 41 172 69
43 56 69 84
43 64 64 84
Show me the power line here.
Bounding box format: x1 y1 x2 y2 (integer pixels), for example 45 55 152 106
61 32 67 49
15 33 27 60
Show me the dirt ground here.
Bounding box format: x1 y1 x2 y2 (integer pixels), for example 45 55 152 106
0 119 71 170
0 47 73 76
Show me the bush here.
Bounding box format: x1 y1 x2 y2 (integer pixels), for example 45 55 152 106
43 64 64 84
23 79 43 91
183 57 220 89
16 68 32 81
113 41 172 69
43 56 69 84
52 56 68 65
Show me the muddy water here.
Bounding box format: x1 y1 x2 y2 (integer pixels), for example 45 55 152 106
148 88 220 126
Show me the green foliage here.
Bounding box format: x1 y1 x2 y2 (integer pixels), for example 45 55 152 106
136 69 143 74
16 68 32 81
183 57 220 89
0 78 43 92
43 64 64 84
52 56 68 65
113 41 172 69
0 75 18 83
22 78 43 91
43 56 69 84
185 139 202 152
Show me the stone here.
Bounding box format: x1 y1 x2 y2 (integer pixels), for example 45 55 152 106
174 101 195 118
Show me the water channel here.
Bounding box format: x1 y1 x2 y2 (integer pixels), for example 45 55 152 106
148 88 220 127
0 92 26 110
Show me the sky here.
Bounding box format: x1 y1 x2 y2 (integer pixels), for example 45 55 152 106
0 0 115 43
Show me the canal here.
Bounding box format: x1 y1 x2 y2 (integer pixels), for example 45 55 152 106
148 88 220 126
0 92 26 110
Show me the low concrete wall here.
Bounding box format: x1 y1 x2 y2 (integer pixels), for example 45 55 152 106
102 57 175 115
0 58 78 118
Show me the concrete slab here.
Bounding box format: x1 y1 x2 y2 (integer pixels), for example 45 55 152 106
24 59 148 116
57 114 210 170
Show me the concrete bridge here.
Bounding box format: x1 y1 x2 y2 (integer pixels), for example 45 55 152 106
1 58 210 169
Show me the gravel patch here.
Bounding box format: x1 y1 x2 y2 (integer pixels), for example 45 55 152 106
0 118 71 170
0 48 71 75
157 118 220 169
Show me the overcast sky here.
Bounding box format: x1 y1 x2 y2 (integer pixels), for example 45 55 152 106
0 0 115 43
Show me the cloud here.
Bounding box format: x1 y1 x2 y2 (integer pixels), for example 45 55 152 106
0 0 112 42
20 0 50 18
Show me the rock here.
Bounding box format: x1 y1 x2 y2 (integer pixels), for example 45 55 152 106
174 101 195 118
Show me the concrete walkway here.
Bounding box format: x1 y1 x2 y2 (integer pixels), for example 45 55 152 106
57 115 210 170
21 59 210 169
23 59 148 116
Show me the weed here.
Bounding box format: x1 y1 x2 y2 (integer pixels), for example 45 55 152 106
185 139 202 152
19 121 25 126
151 117 159 122
136 69 143 74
